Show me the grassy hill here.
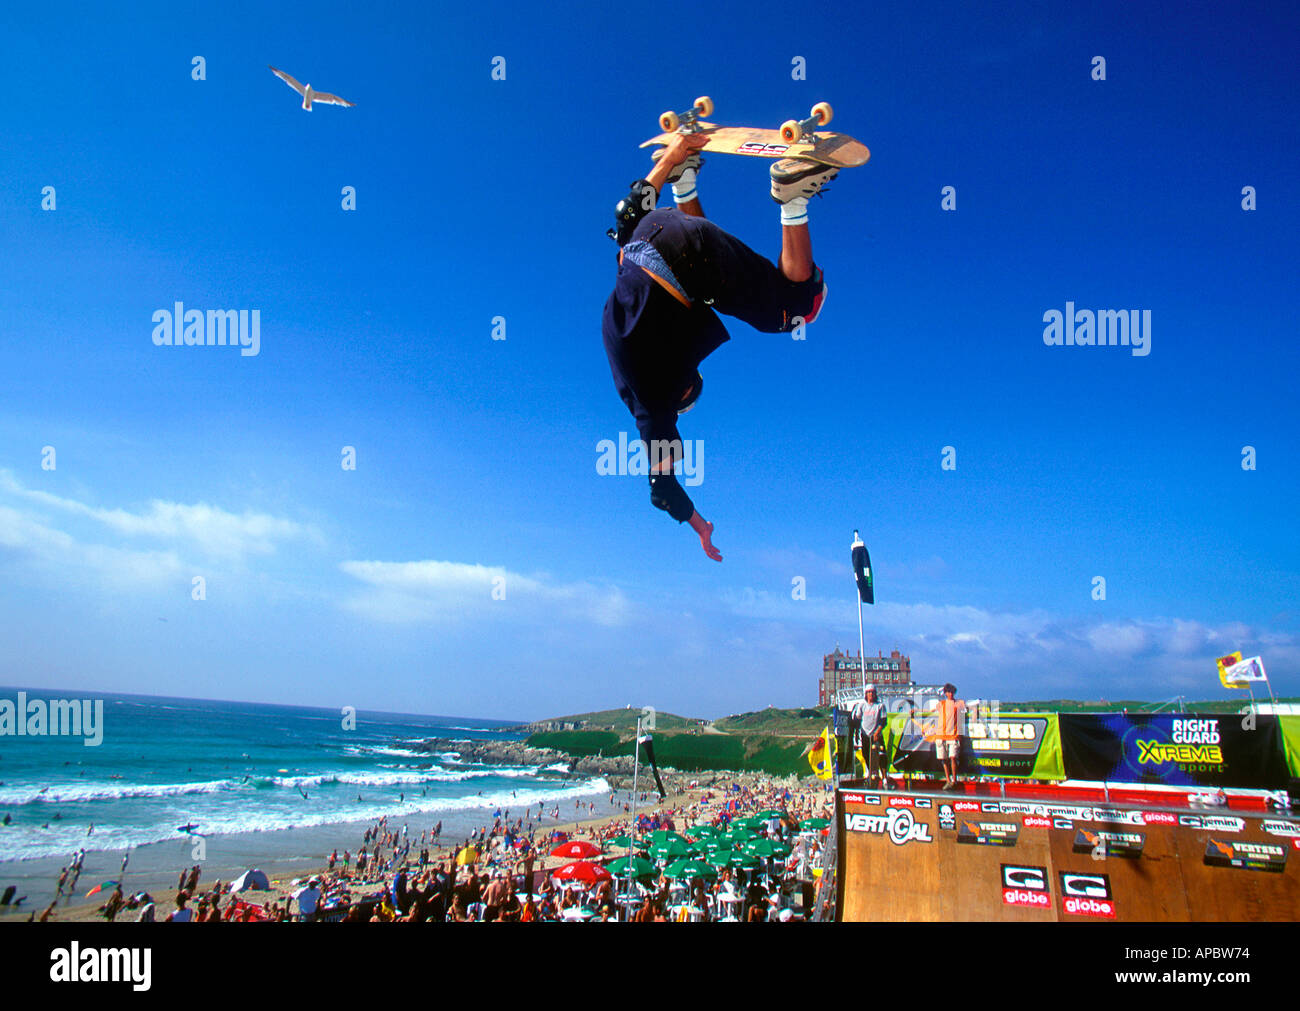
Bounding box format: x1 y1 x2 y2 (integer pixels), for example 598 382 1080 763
520 708 702 732
523 706 832 776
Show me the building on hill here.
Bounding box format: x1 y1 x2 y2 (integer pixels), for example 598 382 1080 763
819 647 912 706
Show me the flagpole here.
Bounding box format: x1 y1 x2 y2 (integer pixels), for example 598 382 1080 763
625 715 642 920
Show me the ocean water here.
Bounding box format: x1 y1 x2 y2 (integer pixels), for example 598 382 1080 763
0 688 607 877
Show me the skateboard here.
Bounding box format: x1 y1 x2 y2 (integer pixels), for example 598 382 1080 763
640 96 870 169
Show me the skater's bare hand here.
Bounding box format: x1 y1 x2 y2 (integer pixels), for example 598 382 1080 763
656 132 708 168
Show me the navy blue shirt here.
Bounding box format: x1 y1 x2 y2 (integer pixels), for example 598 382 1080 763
602 256 729 452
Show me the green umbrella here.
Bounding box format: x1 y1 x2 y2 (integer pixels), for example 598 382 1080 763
800 817 831 830
648 839 689 859
744 838 777 857
648 829 688 846
755 810 785 820
664 858 718 881
767 840 793 858
723 827 759 843
730 817 764 830
603 835 645 851
685 825 722 839
704 850 737 869
606 855 656 878
727 853 762 870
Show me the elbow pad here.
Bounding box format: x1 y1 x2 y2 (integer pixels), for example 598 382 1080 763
608 179 657 245
649 472 694 523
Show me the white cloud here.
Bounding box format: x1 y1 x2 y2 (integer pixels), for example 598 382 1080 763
0 503 185 592
0 470 315 560
715 584 1297 698
1086 623 1148 655
340 558 631 627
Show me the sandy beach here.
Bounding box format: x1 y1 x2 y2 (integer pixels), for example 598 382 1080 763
6 769 832 923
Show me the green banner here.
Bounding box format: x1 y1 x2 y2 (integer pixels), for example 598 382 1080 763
1281 716 1300 778
883 711 1064 781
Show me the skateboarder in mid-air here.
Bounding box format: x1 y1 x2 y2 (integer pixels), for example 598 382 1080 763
602 132 838 561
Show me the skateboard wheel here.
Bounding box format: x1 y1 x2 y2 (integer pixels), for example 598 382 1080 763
660 110 680 133
694 96 713 118
812 101 833 126
780 119 800 144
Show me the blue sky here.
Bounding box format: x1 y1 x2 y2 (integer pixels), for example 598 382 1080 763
1 1 1296 720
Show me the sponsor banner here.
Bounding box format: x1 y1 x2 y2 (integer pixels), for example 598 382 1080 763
1223 655 1267 684
1203 838 1288 873
938 803 956 831
996 801 1042 816
1073 829 1145 858
957 819 1019 847
884 712 1065 781
1059 872 1116 919
1143 811 1178 826
915 798 932 809
844 807 934 846
1059 714 1290 788
842 792 866 804
1093 808 1147 826
1023 816 1052 829
1001 864 1050 908
999 801 1145 825
1281 716 1300 779
888 796 914 808
954 801 981 812
980 802 1002 813
1179 814 1245 833
1216 651 1247 689
1262 819 1300 839
1053 817 1074 830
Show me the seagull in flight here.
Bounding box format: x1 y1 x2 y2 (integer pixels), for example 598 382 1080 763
269 66 355 111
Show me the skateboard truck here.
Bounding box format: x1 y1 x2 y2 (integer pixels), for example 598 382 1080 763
659 96 714 134
780 102 834 144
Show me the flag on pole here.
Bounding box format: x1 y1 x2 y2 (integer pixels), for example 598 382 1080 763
808 727 835 780
1223 655 1267 685
851 532 874 605
1216 652 1247 689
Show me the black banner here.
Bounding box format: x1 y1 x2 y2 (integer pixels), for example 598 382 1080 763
1058 714 1290 789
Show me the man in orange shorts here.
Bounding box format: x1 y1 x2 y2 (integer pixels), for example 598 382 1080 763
933 683 966 790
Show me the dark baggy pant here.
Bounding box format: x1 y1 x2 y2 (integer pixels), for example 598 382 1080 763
630 209 821 333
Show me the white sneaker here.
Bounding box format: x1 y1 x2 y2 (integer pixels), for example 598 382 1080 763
770 158 837 203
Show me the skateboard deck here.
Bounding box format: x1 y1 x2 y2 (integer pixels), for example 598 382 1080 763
641 123 869 169
640 98 869 169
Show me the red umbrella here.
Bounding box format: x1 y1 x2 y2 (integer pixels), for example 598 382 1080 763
553 861 612 884
550 840 602 860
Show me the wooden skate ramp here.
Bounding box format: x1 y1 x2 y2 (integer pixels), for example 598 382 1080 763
837 788 1300 922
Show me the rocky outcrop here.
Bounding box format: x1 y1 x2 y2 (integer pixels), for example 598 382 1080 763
413 737 730 793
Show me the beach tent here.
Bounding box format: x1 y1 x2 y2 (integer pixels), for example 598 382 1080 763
230 869 271 892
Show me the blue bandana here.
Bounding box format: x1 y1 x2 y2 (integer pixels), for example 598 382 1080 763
621 240 691 305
